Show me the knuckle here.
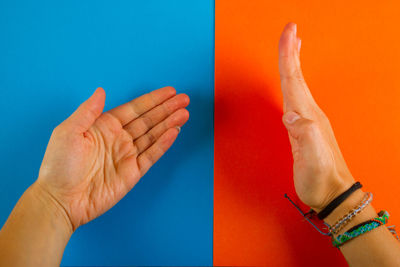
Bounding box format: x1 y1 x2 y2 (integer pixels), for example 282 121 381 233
148 91 158 107
145 153 155 165
162 100 173 114
141 116 153 128
146 132 156 144
280 67 303 83
292 68 303 80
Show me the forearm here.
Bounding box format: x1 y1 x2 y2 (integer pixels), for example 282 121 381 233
324 190 400 267
0 182 73 267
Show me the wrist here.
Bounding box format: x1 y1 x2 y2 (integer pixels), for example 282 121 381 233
0 182 73 266
30 181 74 236
307 175 355 213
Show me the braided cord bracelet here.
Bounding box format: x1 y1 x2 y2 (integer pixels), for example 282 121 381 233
328 192 373 235
332 210 389 248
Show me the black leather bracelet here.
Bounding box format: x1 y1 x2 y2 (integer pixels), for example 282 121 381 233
317 182 362 220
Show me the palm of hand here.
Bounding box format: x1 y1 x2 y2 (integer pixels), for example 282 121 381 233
55 114 140 228
37 87 189 230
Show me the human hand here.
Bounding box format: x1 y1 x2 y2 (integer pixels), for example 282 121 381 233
36 86 189 230
278 23 355 212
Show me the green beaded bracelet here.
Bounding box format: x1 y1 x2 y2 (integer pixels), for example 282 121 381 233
332 210 389 248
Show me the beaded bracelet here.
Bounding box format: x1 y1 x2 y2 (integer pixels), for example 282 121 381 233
328 192 373 235
332 210 389 248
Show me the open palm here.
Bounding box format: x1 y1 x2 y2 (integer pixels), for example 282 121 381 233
37 87 189 230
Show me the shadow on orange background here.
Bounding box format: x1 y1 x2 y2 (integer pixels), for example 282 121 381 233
214 1 400 266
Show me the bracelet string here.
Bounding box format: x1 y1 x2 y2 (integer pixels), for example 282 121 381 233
285 182 400 245
317 182 362 220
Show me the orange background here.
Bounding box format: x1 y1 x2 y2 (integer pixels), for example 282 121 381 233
214 1 400 266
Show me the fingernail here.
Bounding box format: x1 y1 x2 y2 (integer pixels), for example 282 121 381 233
293 24 297 37
285 111 300 124
297 38 302 53
175 126 181 133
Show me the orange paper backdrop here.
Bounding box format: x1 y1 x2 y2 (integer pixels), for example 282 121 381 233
214 1 400 266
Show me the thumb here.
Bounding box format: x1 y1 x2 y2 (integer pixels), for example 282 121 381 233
282 111 316 142
67 87 106 132
282 111 323 165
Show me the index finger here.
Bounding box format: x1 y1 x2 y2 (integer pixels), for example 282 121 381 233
279 23 316 116
107 86 177 126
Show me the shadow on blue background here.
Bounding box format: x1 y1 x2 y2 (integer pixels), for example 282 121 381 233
0 0 214 265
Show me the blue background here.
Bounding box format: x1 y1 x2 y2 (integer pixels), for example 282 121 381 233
0 0 214 265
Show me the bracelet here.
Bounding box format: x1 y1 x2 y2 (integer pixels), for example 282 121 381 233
328 192 373 235
387 225 400 240
317 182 362 220
332 210 389 248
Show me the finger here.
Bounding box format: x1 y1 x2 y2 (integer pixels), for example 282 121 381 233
107 86 177 126
66 87 106 132
134 108 189 154
282 111 321 164
124 93 189 140
137 127 180 176
282 111 314 141
279 23 316 116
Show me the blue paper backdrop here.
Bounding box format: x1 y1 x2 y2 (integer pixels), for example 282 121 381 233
0 0 214 265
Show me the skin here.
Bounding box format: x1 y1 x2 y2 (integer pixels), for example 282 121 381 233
279 22 400 266
0 86 190 266
0 23 399 267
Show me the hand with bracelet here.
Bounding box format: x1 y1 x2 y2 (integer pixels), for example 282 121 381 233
279 22 400 266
